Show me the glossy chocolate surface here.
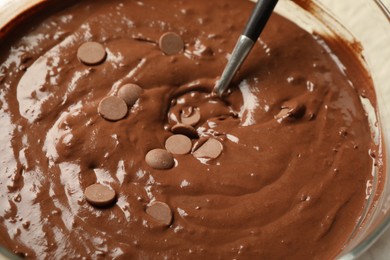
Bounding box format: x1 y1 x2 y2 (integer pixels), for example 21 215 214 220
0 0 378 258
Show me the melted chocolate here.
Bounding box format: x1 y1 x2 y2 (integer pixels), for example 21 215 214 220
0 0 378 259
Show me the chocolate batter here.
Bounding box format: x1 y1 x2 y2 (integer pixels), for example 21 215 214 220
0 0 379 259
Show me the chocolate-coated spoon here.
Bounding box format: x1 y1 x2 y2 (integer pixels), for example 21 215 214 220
214 0 279 96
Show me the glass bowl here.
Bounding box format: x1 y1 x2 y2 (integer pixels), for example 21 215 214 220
309 1 390 259
0 0 389 259
271 1 390 259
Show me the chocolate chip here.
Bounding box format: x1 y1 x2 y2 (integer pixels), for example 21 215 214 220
165 134 192 155
145 149 174 170
191 137 209 153
193 138 223 159
181 106 193 117
98 96 128 121
180 108 201 126
275 100 305 121
77 42 107 65
118 83 143 107
171 123 198 139
282 100 305 117
84 184 116 207
146 201 172 226
275 108 290 121
159 32 184 55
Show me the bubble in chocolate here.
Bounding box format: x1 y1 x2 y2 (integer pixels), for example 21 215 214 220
146 201 173 226
98 96 128 121
118 83 143 107
77 42 107 65
145 149 174 169
180 107 201 126
165 134 192 155
193 138 223 159
84 184 116 207
159 32 184 55
171 123 199 139
339 127 348 137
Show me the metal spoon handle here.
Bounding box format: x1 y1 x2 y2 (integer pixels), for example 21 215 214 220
214 35 254 97
214 0 278 96
243 0 279 41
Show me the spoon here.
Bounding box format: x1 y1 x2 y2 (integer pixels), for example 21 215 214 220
214 0 279 96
